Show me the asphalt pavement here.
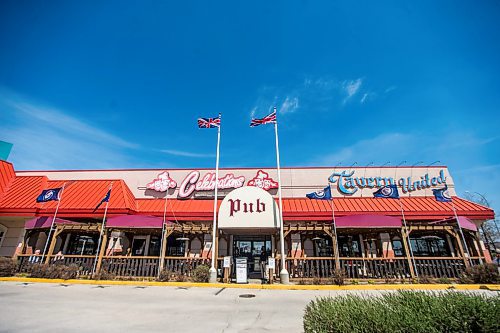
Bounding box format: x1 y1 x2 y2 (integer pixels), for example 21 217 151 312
0 282 496 333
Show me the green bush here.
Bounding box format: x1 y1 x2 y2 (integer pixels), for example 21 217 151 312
0 257 17 277
303 291 499 333
29 263 79 280
157 269 175 282
460 263 499 284
191 265 210 282
94 269 116 281
330 269 346 286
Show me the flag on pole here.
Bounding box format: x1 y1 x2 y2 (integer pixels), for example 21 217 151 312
250 109 277 127
306 186 332 200
36 188 63 202
373 185 400 199
93 189 111 212
432 185 452 202
198 115 221 128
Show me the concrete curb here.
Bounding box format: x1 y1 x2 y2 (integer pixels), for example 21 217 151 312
1 277 499 291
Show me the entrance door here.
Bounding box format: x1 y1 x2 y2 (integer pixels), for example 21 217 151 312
233 235 271 279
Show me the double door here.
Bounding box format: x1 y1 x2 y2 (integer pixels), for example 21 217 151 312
233 235 271 276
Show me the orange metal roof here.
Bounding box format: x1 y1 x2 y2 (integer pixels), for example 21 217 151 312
134 196 493 221
0 175 494 221
0 161 16 200
0 177 136 217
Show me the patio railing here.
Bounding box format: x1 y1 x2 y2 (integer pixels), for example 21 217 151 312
16 255 485 280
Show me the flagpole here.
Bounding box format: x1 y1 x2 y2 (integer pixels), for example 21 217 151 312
398 198 419 278
209 113 221 283
41 183 66 263
328 184 340 270
450 199 473 266
157 189 169 277
92 182 113 276
273 108 289 284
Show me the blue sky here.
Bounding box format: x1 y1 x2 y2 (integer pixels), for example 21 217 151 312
0 1 499 213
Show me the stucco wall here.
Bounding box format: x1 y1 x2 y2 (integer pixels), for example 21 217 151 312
0 217 28 257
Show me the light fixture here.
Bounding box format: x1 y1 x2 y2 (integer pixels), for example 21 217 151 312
311 236 322 241
176 237 189 241
420 235 441 240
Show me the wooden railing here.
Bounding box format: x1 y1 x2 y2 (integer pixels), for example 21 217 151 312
16 255 486 280
101 256 159 277
163 257 212 276
16 254 96 276
413 257 465 278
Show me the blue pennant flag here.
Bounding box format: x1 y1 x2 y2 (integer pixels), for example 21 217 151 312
36 188 62 202
306 186 332 200
373 185 400 199
93 189 111 212
432 185 452 202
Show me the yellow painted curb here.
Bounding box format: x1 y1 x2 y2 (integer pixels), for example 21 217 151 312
1 277 499 291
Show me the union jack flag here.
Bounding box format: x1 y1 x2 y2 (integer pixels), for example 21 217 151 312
250 109 277 127
198 115 221 128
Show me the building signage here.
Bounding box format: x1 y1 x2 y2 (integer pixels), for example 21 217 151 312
218 186 279 229
247 170 279 191
146 172 177 192
328 169 447 195
178 170 245 198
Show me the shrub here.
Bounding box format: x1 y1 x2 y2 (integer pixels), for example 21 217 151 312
191 265 210 282
303 291 500 333
157 269 175 282
29 263 79 280
330 269 346 286
0 257 17 277
437 277 452 284
94 269 116 281
175 274 187 282
312 277 325 285
418 275 433 284
460 263 499 284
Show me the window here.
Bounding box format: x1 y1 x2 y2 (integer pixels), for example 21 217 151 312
337 236 361 257
410 236 450 257
391 239 404 256
67 235 97 255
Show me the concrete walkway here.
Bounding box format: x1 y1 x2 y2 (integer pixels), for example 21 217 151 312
0 281 497 333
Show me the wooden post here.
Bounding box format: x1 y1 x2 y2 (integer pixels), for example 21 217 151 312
473 231 484 264
44 227 62 264
158 227 173 273
400 228 415 278
95 229 109 274
324 228 340 270
449 230 470 268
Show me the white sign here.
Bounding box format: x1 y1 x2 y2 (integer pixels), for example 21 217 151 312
267 257 275 270
218 186 279 229
235 257 247 284
178 170 245 198
146 171 177 192
223 256 231 268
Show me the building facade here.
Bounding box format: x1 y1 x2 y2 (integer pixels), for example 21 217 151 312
0 160 494 281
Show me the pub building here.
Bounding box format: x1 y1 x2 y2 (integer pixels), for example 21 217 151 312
0 159 494 282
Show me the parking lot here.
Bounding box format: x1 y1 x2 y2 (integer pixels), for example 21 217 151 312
0 282 497 333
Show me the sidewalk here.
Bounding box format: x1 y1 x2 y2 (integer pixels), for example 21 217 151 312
1 277 498 291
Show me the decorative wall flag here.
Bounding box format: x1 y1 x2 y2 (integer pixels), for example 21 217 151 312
93 189 111 212
432 185 452 202
198 116 221 128
36 188 62 202
373 185 400 199
306 186 332 200
250 110 277 127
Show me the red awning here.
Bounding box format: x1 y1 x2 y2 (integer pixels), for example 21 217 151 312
25 216 82 229
457 216 478 232
106 215 171 229
335 214 402 228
